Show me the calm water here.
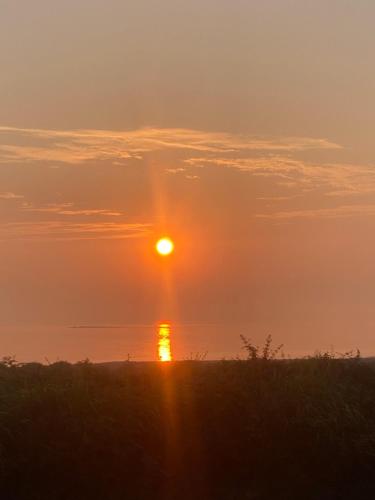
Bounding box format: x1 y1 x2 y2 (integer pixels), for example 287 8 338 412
0 322 347 363
0 323 242 363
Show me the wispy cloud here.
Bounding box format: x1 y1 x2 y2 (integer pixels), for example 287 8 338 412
3 125 374 224
0 125 340 165
0 199 147 241
165 167 200 180
186 157 375 198
0 192 24 200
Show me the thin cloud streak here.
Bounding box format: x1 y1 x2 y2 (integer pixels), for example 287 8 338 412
21 203 123 217
0 221 152 240
257 204 375 220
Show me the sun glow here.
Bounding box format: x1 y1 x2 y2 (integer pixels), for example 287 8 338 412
158 323 172 362
156 237 174 256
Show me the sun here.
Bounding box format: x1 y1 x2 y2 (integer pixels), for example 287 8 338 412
156 237 174 256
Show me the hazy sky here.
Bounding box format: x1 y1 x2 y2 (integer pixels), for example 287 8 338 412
1 1 375 361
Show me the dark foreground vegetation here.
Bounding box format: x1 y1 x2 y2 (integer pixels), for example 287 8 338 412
1 345 375 499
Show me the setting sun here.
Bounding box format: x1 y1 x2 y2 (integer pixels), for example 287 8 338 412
156 237 174 256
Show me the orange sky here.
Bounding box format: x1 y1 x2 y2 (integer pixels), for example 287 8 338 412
1 1 375 361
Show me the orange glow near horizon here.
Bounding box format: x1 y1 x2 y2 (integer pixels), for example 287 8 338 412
158 323 172 362
156 237 174 256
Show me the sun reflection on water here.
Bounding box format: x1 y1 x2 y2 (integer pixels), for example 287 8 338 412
158 322 172 362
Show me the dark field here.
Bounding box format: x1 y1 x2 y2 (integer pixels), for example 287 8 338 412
1 353 375 499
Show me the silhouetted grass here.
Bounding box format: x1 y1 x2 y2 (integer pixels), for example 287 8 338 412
0 346 375 499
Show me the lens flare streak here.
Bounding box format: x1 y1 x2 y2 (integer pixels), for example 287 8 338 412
158 323 172 362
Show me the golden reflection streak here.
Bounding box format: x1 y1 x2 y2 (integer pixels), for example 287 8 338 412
158 322 172 362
